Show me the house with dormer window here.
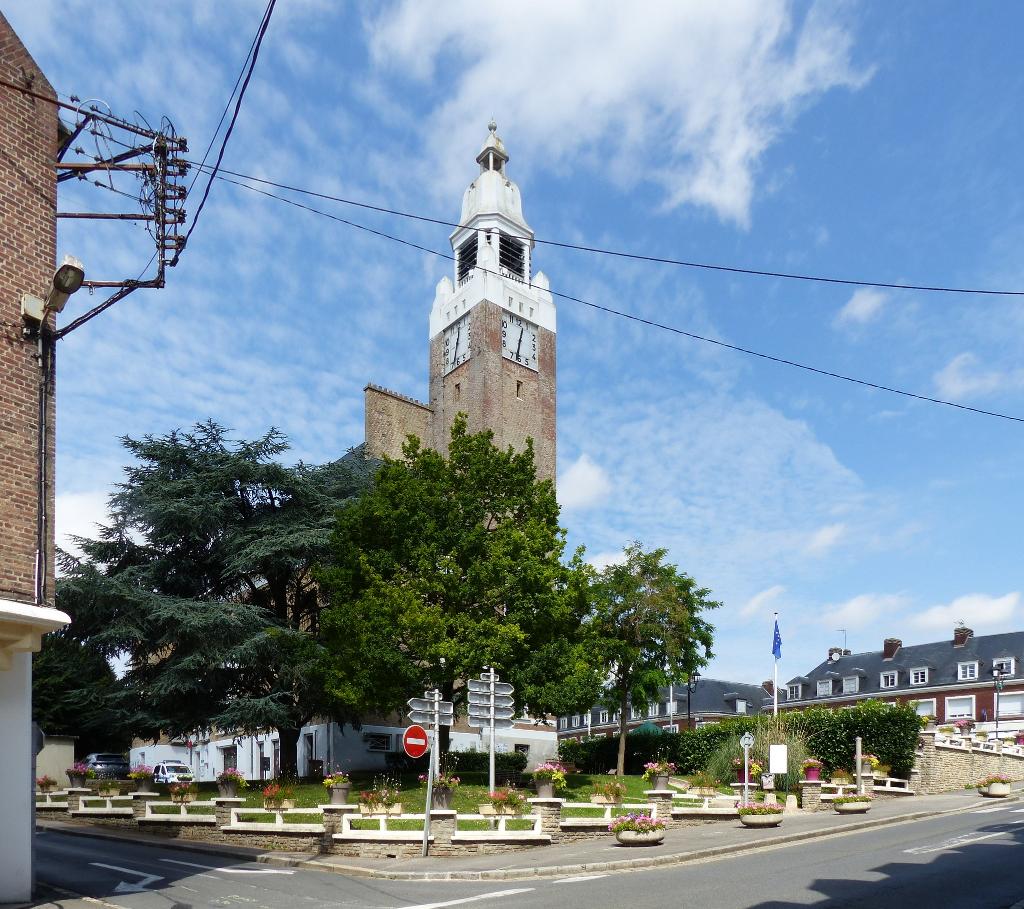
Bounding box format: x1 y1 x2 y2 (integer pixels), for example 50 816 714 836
782 626 1024 734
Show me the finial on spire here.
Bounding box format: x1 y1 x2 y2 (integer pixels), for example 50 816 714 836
488 118 497 133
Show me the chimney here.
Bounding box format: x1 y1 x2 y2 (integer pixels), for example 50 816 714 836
953 626 974 647
828 646 844 661
883 638 902 659
762 680 775 697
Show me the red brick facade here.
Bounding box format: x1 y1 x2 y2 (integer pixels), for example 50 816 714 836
0 13 58 605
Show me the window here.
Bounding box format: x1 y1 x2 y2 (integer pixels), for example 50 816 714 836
668 700 679 714
648 702 660 717
910 668 928 686
998 693 1024 717
817 680 832 697
457 236 477 283
880 671 898 689
599 710 609 725
221 745 237 771
514 743 530 754
631 706 641 720
788 684 801 701
558 717 567 730
914 698 936 717
994 658 1015 677
363 733 392 752
958 662 978 681
516 380 523 399
945 696 975 720
571 715 581 728
498 232 526 278
735 699 747 715
842 676 860 694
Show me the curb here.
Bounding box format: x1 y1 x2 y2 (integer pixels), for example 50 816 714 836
40 795 1007 883
261 797 1006 880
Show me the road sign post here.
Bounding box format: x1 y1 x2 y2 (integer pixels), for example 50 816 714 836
467 670 515 794
740 731 754 804
407 688 453 857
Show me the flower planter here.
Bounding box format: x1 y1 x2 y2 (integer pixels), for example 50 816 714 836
590 795 623 805
217 781 238 798
803 767 821 782
359 803 402 816
67 773 86 788
134 778 155 794
99 786 120 798
652 774 670 790
172 794 195 805
329 784 351 806
834 802 871 814
431 788 453 810
983 782 1011 798
739 813 783 828
264 799 295 810
615 829 665 846
479 804 518 816
534 780 555 799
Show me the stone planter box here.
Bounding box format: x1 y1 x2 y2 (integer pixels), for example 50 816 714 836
264 799 295 810
615 829 665 846
834 802 871 814
358 803 402 816
431 788 454 810
739 813 783 828
590 795 623 805
217 781 238 798
67 773 87 788
534 780 555 799
651 774 670 790
478 804 520 816
133 778 155 794
982 783 1011 798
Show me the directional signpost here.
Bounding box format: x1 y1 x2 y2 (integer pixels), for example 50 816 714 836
467 668 515 794
407 688 454 857
740 731 755 804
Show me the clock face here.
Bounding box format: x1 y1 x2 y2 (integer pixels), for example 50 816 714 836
443 314 471 375
501 314 538 370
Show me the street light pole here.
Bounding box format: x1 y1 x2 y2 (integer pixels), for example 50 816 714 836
686 671 701 730
994 669 1004 736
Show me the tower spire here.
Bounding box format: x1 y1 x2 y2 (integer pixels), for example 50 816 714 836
476 119 508 174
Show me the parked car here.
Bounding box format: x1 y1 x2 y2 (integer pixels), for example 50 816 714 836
83 753 129 779
153 761 194 784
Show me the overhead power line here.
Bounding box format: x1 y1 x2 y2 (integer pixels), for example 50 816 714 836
206 170 1024 424
188 161 1024 298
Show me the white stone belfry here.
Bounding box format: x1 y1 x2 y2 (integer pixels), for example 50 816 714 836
429 122 555 339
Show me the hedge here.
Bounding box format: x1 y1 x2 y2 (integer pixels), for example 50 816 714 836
557 700 920 779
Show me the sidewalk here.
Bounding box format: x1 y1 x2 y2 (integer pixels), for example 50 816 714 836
38 788 1012 883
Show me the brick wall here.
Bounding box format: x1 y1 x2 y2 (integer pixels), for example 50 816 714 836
0 13 57 606
363 384 432 461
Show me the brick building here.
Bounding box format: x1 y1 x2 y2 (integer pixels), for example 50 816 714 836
782 625 1024 734
0 13 71 901
363 122 557 482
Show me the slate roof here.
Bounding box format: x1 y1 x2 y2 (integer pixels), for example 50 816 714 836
784 630 1024 701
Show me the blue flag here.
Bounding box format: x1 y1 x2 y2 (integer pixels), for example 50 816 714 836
772 620 782 661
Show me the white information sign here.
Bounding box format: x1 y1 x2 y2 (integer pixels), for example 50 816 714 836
769 744 788 775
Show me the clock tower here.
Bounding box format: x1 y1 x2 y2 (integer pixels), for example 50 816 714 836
363 123 556 481
428 122 556 480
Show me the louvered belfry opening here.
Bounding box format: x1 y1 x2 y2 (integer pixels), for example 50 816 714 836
457 235 477 284
498 231 526 279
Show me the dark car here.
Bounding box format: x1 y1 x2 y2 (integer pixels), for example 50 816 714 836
83 752 130 779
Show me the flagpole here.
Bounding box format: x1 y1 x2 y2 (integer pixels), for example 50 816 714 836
773 611 779 717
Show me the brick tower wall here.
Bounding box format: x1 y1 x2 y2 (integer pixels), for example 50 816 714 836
0 12 58 605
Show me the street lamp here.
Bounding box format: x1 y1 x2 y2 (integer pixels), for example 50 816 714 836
686 670 701 730
994 668 1005 736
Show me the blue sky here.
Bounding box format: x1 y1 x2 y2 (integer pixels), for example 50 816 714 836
8 1 1024 687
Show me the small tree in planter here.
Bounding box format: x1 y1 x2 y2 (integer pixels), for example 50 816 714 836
263 781 296 810
484 787 528 815
591 779 627 804
801 758 824 782
419 771 461 809
322 770 351 805
66 762 95 788
128 764 155 793
217 768 249 798
531 762 567 798
608 812 665 845
36 775 57 793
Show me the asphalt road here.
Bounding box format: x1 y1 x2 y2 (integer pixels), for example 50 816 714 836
36 803 1024 909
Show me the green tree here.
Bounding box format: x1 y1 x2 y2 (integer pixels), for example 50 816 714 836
55 421 371 774
591 542 719 775
316 416 600 749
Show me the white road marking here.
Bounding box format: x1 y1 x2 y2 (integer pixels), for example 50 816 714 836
90 863 163 893
904 831 1006 854
972 804 1015 813
396 889 534 909
161 858 295 875
553 874 609 883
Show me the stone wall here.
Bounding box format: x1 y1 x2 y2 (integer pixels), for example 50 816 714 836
363 384 432 461
915 731 1024 794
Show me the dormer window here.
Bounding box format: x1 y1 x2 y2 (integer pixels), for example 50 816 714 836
817 680 832 697
788 683 802 701
994 658 1015 676
735 699 747 714
958 662 978 681
842 676 859 694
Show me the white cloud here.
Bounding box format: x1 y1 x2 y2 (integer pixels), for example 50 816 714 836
559 453 612 511
933 352 1024 399
367 1 867 225
55 490 110 558
805 522 845 555
834 288 887 327
741 584 786 618
587 550 627 572
819 593 909 631
908 592 1020 635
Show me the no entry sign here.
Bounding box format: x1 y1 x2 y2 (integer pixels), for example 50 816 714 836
403 724 430 759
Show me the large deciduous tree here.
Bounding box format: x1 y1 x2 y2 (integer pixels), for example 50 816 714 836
592 542 719 776
55 421 371 774
316 416 600 750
